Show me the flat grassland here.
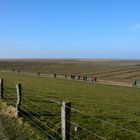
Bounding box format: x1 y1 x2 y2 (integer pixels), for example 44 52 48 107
0 59 140 83
0 59 140 139
0 69 140 139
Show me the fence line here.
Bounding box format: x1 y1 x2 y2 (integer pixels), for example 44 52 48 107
22 96 104 140
22 97 106 140
6 91 140 138
2 80 140 139
21 90 140 120
19 111 56 140
6 94 62 138
5 88 108 140
77 125 107 140
17 91 139 139
71 121 107 140
23 91 139 114
25 97 106 140
22 87 140 112
7 95 78 140
6 88 140 137
20 106 62 138
21 93 109 140
5 95 57 140
65 105 140 136
6 94 58 134
5 92 79 139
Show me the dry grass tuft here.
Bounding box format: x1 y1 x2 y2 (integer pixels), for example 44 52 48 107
4 106 17 118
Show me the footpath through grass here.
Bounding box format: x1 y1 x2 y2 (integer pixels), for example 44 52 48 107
0 72 140 139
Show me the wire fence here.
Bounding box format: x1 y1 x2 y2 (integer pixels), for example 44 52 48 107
1 82 140 140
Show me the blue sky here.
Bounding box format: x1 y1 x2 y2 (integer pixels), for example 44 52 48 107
0 0 140 59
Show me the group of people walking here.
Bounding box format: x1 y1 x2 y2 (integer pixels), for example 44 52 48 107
59 74 98 82
12 69 139 87
69 74 97 82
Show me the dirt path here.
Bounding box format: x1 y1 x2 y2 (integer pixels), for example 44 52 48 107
97 79 132 87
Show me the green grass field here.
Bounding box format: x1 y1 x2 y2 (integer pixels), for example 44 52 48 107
0 71 140 140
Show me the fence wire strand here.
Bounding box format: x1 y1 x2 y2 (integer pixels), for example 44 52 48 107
4 83 140 139
5 94 79 139
5 95 57 140
66 105 140 136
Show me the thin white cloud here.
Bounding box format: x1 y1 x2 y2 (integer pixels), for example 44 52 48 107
130 23 140 31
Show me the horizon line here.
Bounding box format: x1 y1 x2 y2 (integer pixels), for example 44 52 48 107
0 58 140 61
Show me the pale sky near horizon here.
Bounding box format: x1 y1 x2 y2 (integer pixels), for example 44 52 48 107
0 0 140 59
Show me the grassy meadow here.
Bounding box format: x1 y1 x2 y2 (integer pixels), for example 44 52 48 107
0 70 140 139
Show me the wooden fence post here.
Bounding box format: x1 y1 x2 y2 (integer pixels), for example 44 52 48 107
16 83 22 117
61 101 71 140
0 79 4 99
